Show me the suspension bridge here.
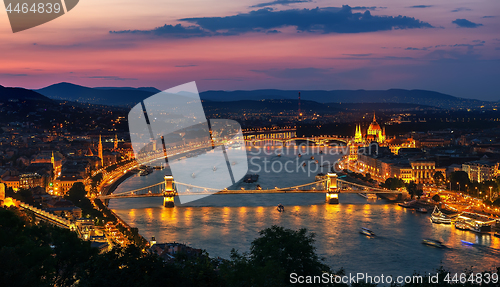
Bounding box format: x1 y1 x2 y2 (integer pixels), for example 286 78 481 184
98 173 406 207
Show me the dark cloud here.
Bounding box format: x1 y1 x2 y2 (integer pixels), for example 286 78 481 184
449 41 485 48
452 19 483 28
110 24 209 38
86 76 138 81
328 55 414 60
405 46 431 51
175 64 198 67
111 5 433 39
482 16 496 18
451 7 472 12
0 73 28 77
202 78 244 81
350 6 382 11
382 56 414 60
266 29 281 34
495 47 500 50
250 0 311 8
342 53 373 56
181 6 433 35
251 67 332 78
408 5 433 8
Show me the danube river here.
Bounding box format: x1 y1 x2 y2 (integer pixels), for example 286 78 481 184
109 146 500 276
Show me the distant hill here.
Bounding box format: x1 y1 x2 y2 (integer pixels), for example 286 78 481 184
95 86 161 93
200 89 487 109
33 83 489 109
0 85 52 102
35 82 154 106
202 100 434 117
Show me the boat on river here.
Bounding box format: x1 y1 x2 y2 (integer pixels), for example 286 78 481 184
422 239 444 248
431 206 451 224
243 174 259 183
454 221 469 230
360 227 376 237
139 167 153 176
277 204 285 213
398 200 416 208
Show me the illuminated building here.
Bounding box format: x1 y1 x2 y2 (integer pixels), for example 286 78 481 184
114 134 119 150
19 173 44 189
0 183 4 205
385 138 416 155
353 113 414 155
98 134 103 167
31 151 63 176
354 113 386 144
1 175 20 191
462 160 500 183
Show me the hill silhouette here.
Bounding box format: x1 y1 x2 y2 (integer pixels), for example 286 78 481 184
35 82 154 106
0 85 52 102
32 82 489 109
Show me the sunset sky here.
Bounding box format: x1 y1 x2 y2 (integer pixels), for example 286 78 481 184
1 0 499 100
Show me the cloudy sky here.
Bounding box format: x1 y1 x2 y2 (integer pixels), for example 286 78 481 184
1 0 499 100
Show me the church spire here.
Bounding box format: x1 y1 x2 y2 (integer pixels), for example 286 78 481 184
98 135 103 167
355 124 363 143
51 151 55 169
114 134 118 150
373 112 376 122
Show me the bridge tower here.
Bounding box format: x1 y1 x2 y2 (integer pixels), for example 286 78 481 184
163 175 176 207
325 173 339 204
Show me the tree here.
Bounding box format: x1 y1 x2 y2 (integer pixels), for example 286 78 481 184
365 173 372 181
406 181 418 199
221 225 337 287
65 182 100 218
432 194 441 202
383 178 406 190
0 208 97 287
449 171 470 191
433 171 445 186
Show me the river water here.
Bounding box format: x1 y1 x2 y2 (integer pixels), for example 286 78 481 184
109 146 500 277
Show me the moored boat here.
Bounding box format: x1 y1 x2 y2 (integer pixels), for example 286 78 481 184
454 221 469 230
398 200 416 208
431 206 451 224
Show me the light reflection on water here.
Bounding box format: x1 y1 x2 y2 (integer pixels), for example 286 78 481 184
110 194 500 276
109 146 500 276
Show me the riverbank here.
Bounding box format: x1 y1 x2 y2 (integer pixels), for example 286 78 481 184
101 170 138 197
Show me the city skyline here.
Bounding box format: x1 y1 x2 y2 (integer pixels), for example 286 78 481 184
1 0 499 100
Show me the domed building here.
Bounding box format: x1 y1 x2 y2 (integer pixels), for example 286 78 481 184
354 113 386 144
367 113 381 136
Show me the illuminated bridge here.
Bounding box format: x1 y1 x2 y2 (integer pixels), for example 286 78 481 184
98 174 405 207
245 135 352 146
